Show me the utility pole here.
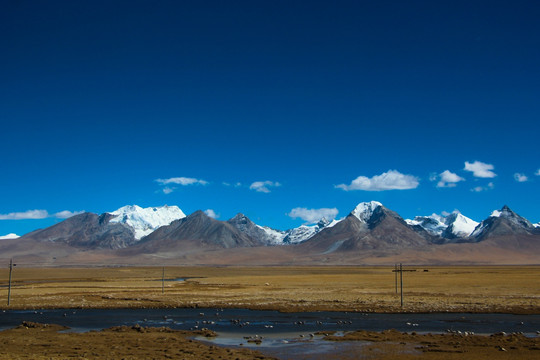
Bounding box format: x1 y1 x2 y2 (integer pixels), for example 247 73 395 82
161 267 165 294
392 263 415 308
8 258 16 306
400 263 403 307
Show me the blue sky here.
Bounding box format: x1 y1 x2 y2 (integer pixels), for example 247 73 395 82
1 0 539 237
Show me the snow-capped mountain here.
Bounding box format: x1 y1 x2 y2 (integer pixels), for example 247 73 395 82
20 212 137 249
471 205 535 240
299 201 430 253
229 214 340 245
406 211 478 240
443 212 479 238
282 218 340 244
227 213 286 245
12 202 538 261
256 225 287 245
351 201 383 223
140 210 261 250
534 222 540 228
109 205 186 240
406 214 446 236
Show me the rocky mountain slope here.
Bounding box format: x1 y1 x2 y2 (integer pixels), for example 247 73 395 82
6 202 538 265
470 205 537 241
298 201 430 254
134 210 262 252
227 213 338 245
20 212 135 249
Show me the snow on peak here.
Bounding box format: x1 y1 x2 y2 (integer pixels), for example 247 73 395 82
109 205 186 240
351 201 383 222
0 233 20 240
256 225 287 245
406 214 446 236
486 205 534 229
471 205 534 238
446 212 479 237
534 222 540 228
490 205 514 218
255 217 341 245
406 210 478 238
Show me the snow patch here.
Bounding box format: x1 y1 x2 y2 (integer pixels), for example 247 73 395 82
406 214 446 236
109 205 186 240
256 225 287 245
406 211 478 238
351 201 383 222
255 217 340 245
323 240 346 254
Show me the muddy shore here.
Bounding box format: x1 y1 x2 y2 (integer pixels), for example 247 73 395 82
1 322 538 360
0 322 276 360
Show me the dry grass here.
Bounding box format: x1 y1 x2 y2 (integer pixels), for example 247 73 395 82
1 266 539 313
0 322 276 360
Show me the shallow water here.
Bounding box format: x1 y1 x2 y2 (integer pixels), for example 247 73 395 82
1 309 538 359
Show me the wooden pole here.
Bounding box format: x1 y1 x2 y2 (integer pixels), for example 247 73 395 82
400 263 403 307
162 267 165 294
8 258 13 306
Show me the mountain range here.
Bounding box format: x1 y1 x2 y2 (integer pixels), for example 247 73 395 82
1 202 538 265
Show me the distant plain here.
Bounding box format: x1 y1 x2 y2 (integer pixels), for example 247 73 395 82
1 266 538 313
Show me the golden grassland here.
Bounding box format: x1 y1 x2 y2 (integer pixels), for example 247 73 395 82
1 265 539 313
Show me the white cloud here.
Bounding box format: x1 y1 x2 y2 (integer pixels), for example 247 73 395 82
0 233 20 240
464 161 497 178
436 170 465 188
0 209 84 220
0 209 49 220
336 170 419 191
471 182 495 192
222 182 242 187
535 169 540 176
156 177 208 193
288 207 339 224
54 210 85 219
514 173 528 182
204 209 219 219
249 181 281 193
155 177 208 186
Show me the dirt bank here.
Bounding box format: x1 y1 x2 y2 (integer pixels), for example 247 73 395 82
322 329 540 359
0 322 276 360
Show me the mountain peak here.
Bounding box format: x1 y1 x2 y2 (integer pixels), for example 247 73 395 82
317 217 330 228
109 204 186 240
406 211 478 240
351 201 383 222
227 213 257 230
230 213 248 221
491 205 515 218
472 205 534 239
